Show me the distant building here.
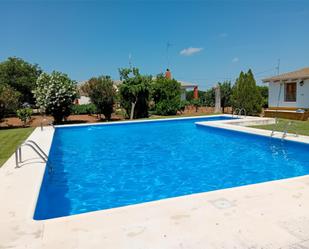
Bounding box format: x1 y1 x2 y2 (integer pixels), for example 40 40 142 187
164 69 198 101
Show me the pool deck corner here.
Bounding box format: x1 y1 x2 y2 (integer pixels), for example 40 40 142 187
1 115 309 249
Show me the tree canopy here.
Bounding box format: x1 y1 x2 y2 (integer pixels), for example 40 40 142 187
81 76 116 120
0 57 42 104
118 67 152 119
151 74 182 115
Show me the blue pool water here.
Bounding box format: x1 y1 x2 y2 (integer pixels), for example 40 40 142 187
34 116 309 220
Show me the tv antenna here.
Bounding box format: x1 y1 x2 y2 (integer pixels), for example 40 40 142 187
128 53 133 69
275 59 280 75
166 42 173 69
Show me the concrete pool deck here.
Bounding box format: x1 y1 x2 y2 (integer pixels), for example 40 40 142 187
1 115 309 249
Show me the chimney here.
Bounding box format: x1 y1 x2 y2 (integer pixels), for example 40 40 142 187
193 86 199 99
165 68 171 79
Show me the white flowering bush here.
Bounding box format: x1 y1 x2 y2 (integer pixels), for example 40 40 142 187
33 71 78 123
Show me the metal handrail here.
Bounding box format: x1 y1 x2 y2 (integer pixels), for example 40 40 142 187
15 143 46 168
232 108 240 118
271 119 298 139
232 108 246 118
16 140 53 173
239 108 247 117
26 140 48 160
282 121 298 139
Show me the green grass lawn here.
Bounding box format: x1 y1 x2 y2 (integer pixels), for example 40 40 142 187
252 118 309 136
0 127 34 167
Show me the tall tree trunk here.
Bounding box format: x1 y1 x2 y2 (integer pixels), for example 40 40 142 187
130 101 136 120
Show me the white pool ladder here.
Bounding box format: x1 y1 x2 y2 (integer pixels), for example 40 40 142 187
232 108 247 118
15 140 53 173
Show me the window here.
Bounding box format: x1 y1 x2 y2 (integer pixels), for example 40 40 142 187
285 82 297 102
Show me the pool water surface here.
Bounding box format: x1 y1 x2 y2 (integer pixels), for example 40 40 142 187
34 116 309 220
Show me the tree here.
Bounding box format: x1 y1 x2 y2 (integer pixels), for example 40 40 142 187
33 71 78 124
185 90 205 102
257 85 268 108
151 74 182 115
81 76 116 120
204 88 215 107
231 69 262 115
118 67 152 119
218 81 232 113
0 84 21 121
0 57 42 104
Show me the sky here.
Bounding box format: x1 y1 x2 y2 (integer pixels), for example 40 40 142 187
1 0 309 90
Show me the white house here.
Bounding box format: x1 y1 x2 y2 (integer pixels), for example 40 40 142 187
262 67 309 120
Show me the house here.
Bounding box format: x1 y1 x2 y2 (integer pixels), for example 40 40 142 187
262 67 309 120
164 69 198 101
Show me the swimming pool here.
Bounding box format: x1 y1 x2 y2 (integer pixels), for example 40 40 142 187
34 116 309 220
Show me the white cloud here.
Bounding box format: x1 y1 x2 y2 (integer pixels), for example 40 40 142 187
180 47 203 56
232 57 239 63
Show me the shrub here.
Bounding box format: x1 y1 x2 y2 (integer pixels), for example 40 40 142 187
16 108 33 126
33 71 78 124
179 100 189 113
190 99 202 112
0 84 21 121
151 74 182 115
71 104 97 115
81 76 116 120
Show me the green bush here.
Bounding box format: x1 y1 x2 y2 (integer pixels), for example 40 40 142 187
71 104 97 115
179 100 189 113
16 108 33 126
190 99 202 112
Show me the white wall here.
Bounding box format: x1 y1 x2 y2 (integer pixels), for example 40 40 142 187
268 79 309 108
78 96 91 105
181 92 186 101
